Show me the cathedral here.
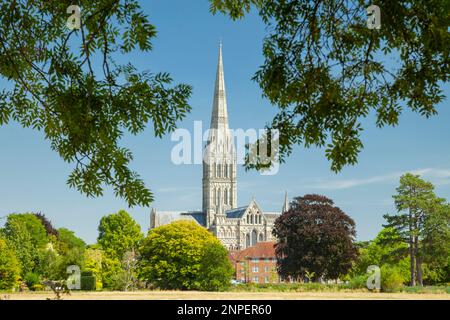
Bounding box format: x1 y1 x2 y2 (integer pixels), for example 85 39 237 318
150 44 288 250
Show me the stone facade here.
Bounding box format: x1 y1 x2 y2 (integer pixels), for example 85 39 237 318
149 44 287 250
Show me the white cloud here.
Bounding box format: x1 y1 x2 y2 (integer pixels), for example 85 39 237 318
307 168 450 190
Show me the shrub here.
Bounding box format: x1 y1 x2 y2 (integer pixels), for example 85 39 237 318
381 265 405 292
348 274 369 289
81 271 96 291
198 242 234 291
24 272 40 291
31 284 45 291
0 238 21 290
140 221 232 290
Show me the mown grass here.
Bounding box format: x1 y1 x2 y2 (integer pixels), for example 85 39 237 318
229 282 450 294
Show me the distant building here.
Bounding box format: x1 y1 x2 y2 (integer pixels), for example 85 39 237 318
229 242 280 284
149 44 289 250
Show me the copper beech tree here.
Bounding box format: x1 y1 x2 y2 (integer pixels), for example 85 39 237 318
273 194 358 281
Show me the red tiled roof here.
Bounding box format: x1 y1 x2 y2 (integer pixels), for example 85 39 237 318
232 242 276 262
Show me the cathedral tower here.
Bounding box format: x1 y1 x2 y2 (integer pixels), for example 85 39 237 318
203 43 237 228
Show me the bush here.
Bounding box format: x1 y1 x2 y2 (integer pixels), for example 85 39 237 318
24 272 40 291
81 271 96 291
140 221 232 290
31 284 45 291
198 242 234 291
348 274 369 289
0 238 21 290
381 265 405 292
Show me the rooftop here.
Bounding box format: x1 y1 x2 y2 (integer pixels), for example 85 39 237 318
230 242 277 262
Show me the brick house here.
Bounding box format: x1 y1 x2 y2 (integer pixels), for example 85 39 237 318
229 242 280 284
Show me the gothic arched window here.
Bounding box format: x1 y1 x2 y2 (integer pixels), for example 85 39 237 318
224 188 228 204
259 233 264 242
246 234 251 248
224 164 228 178
251 230 258 246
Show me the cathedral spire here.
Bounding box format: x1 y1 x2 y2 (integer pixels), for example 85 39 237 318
282 191 289 213
203 42 237 228
210 41 229 132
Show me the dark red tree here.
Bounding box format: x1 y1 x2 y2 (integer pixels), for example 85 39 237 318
273 194 357 281
34 212 59 238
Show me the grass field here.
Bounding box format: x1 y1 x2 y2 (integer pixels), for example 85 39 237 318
2 290 449 300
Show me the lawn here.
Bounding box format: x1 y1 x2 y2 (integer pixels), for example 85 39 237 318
1 290 449 300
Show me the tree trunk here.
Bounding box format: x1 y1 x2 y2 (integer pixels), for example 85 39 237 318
409 236 416 286
415 239 423 286
409 208 416 286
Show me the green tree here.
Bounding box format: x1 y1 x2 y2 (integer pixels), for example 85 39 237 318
0 237 21 290
384 173 449 286
421 203 450 284
5 213 48 248
210 0 449 172
352 227 409 275
198 242 233 291
84 247 103 289
0 1 192 207
2 217 39 275
273 194 358 281
139 221 232 291
54 227 86 278
350 227 410 285
97 210 143 260
35 248 62 280
58 227 86 254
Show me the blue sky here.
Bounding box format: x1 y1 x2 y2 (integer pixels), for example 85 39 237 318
1 1 449 244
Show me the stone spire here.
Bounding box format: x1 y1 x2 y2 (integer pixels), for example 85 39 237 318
209 41 229 133
203 42 237 228
282 191 289 213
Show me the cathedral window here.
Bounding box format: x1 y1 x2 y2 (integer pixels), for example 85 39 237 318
246 234 251 248
224 164 228 177
251 230 258 246
224 188 228 204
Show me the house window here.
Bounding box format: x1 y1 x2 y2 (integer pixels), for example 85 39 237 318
252 258 259 263
252 266 259 273
265 277 270 283
264 266 270 272
252 276 259 283
264 258 270 263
